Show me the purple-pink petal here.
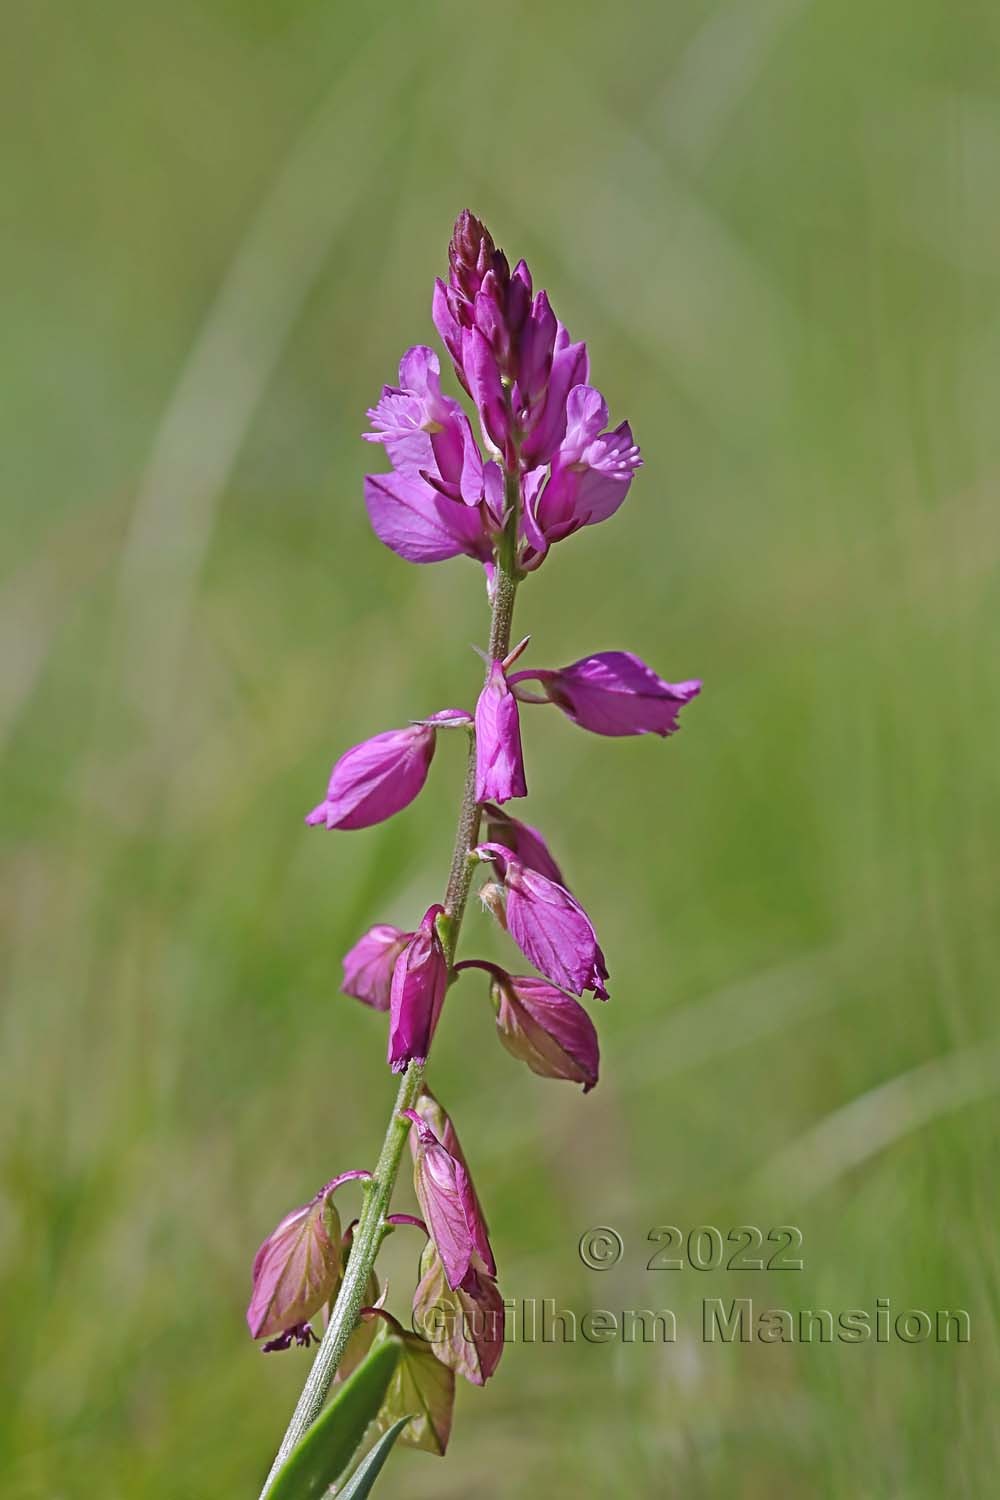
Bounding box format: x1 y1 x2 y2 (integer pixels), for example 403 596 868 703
306 724 436 831
525 386 642 550
432 276 466 379
520 335 589 466
462 326 510 456
342 924 412 1011
364 471 489 564
516 652 701 737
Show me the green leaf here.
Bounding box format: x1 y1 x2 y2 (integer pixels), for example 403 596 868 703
335 1417 411 1498
372 1331 455 1456
268 1338 402 1500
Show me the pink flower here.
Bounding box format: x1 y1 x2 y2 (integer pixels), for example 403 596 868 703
521 386 642 562
474 660 527 804
475 843 610 1000
341 924 412 1011
388 905 449 1072
365 346 483 501
363 345 499 565
403 1103 496 1291
306 723 436 831
512 651 701 737
369 214 639 576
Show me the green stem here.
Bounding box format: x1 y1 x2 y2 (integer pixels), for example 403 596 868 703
257 472 522 1497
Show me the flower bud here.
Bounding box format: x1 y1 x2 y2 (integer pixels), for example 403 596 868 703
519 328 589 467
448 210 507 304
341 924 412 1011
388 905 449 1072
491 970 599 1091
462 326 511 457
474 660 527 805
516 289 557 404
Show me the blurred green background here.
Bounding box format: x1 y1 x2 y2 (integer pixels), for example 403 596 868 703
3 1 999 1495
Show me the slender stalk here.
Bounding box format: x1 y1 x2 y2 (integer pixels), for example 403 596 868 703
258 476 521 1496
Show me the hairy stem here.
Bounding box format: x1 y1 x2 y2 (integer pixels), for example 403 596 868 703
258 477 521 1496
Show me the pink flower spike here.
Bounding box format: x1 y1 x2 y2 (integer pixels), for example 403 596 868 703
475 843 609 999
512 652 701 737
474 660 527 805
388 905 449 1072
306 723 436 832
342 924 412 1011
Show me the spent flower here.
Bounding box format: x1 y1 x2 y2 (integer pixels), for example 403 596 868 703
247 1171 370 1348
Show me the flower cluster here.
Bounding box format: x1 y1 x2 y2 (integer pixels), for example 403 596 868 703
250 213 700 1468
364 211 642 576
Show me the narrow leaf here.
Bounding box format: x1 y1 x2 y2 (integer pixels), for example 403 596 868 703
268 1338 401 1500
335 1416 412 1498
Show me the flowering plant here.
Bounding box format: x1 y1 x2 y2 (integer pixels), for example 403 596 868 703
252 213 700 1497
